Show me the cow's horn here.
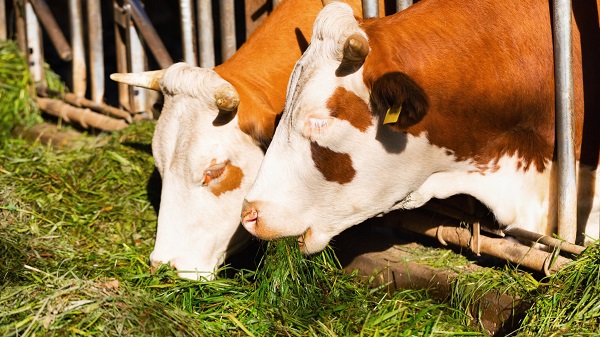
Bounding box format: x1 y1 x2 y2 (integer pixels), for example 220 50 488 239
343 33 369 63
214 86 240 111
109 69 165 91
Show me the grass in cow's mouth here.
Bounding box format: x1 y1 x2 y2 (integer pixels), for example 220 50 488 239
2 38 600 336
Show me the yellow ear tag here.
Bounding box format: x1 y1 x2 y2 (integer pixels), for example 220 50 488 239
383 104 402 125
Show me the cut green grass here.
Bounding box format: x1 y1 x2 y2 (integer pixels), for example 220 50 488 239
3 42 600 336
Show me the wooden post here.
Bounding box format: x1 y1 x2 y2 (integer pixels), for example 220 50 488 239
1 0 7 40
29 0 72 61
244 0 269 39
25 0 45 84
14 0 27 52
69 0 86 98
87 0 105 103
113 1 131 112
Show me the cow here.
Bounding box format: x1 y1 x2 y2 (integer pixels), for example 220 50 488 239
241 0 600 255
110 0 391 280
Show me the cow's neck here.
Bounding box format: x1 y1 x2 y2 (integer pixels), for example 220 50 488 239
214 0 325 145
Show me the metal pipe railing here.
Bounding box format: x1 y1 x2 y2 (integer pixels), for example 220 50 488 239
553 0 577 244
180 0 197 66
87 0 104 104
219 0 236 62
362 0 379 19
396 0 412 11
398 210 574 275
197 0 215 68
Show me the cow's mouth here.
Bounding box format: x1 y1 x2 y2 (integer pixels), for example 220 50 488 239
297 227 313 254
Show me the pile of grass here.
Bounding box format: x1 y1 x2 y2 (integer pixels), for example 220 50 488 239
0 119 481 336
0 40 42 136
2 42 600 336
516 242 600 335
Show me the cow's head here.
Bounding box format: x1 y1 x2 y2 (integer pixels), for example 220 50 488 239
241 2 433 254
112 63 263 280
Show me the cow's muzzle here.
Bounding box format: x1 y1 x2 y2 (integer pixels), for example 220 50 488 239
241 199 281 240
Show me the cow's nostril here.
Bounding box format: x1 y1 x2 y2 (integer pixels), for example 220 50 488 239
242 208 258 226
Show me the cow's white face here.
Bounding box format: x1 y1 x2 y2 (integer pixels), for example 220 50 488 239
115 63 263 280
241 3 469 253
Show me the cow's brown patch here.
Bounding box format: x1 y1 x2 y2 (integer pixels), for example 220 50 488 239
359 0 562 173
210 163 244 196
310 141 355 184
326 87 373 132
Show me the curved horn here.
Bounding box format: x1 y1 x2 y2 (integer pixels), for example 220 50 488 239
343 33 369 63
214 85 240 111
109 69 165 91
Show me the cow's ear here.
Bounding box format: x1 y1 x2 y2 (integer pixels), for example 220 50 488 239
370 72 428 131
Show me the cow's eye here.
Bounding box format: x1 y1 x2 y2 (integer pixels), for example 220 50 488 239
303 117 333 139
202 161 228 186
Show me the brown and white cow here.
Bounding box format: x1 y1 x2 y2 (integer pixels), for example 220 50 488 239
241 0 600 254
111 0 390 280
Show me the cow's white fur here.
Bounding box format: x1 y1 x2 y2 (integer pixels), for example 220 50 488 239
244 2 600 254
151 63 264 280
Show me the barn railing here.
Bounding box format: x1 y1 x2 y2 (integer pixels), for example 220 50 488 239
0 0 583 269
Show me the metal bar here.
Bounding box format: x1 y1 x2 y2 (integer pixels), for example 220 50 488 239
361 0 379 19
126 0 173 69
25 0 44 84
396 0 412 11
87 0 105 104
1 0 7 40
197 0 215 68
504 227 585 255
29 0 72 61
180 0 197 66
219 0 236 62
398 210 573 274
14 0 27 52
69 0 86 98
124 3 148 114
113 1 131 112
553 0 577 243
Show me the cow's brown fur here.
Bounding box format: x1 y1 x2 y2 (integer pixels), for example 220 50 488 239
358 0 599 173
215 0 390 148
326 87 373 132
310 141 356 184
210 163 245 197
